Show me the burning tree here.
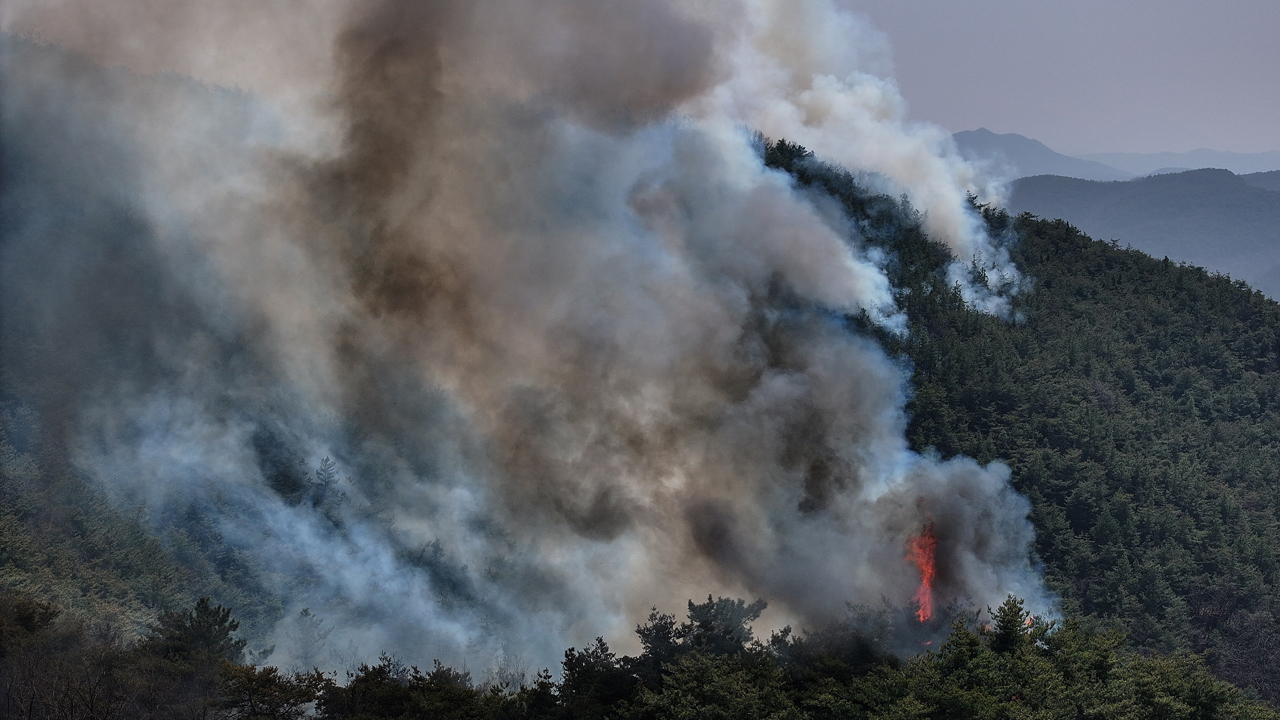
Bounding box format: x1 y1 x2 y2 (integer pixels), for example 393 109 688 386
906 523 938 623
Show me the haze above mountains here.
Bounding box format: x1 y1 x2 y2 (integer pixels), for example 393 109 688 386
955 128 1280 298
955 128 1280 180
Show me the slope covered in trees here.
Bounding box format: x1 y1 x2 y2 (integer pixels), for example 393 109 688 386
763 141 1280 702
908 216 1280 699
4 589 1275 720
0 401 283 641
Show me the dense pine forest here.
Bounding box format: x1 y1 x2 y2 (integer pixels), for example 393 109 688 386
4 588 1275 719
771 139 1280 699
5 139 1280 716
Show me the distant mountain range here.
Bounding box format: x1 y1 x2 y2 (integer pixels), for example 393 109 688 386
1008 169 1280 298
953 128 1280 181
952 129 1280 298
1244 170 1280 193
1081 149 1280 176
952 128 1133 181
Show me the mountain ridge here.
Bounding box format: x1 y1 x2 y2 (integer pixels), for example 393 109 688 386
954 128 1280 181
953 128 1132 181
1008 168 1280 298
1082 148 1280 176
1243 169 1280 193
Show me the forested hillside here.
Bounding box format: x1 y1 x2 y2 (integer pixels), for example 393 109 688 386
765 141 1280 702
904 217 1280 696
0 400 282 638
4 589 1275 719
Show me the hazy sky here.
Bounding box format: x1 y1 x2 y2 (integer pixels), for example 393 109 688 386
852 0 1280 155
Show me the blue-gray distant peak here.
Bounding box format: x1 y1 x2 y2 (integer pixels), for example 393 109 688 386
1242 170 1280 193
1080 149 1280 176
953 128 1133 182
1008 168 1280 299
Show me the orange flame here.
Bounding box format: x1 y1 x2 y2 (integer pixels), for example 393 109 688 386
906 523 938 622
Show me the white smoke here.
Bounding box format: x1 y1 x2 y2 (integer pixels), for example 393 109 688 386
1 0 1047 672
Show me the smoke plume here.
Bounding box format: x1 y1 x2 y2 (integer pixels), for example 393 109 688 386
1 0 1047 670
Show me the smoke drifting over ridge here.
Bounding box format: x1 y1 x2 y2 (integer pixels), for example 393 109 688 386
1 0 1045 670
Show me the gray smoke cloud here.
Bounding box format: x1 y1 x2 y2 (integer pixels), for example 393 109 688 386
1 0 1046 671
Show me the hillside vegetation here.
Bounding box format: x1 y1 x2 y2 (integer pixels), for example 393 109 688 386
905 216 1280 697
4 588 1275 720
765 141 1280 702
0 403 282 639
